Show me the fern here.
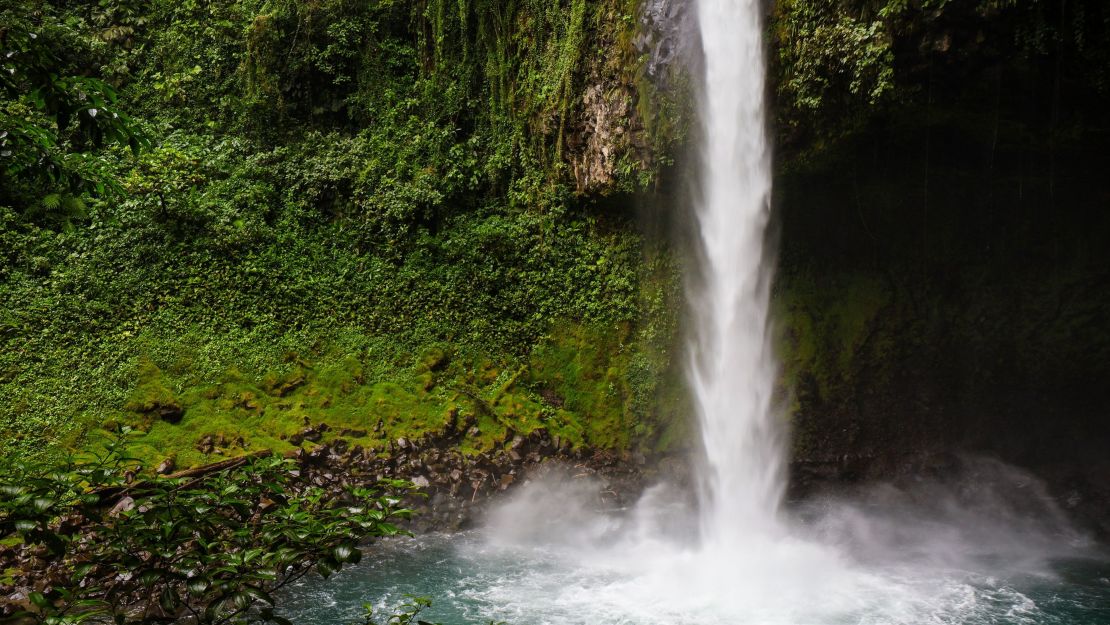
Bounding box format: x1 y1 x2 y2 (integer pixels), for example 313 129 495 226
41 193 63 211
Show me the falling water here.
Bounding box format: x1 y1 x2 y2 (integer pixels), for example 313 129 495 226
687 0 783 545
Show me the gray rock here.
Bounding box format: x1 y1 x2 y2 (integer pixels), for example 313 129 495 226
157 404 184 424
109 496 135 518
638 0 696 82
155 456 176 475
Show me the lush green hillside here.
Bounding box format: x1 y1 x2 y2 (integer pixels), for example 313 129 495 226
0 0 688 464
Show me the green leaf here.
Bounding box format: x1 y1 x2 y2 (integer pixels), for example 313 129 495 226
333 543 359 563
244 587 275 606
203 596 226 622
159 588 179 612
29 591 50 609
139 570 163 587
71 563 95 582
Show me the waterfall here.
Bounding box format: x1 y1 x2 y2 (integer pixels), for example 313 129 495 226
688 0 783 545
282 3 1100 622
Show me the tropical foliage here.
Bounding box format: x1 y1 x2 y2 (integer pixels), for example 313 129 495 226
0 429 412 624
0 0 680 462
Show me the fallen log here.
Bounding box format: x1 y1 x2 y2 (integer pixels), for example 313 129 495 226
95 450 275 505
163 450 272 480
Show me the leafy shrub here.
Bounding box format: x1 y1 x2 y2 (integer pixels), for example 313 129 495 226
0 429 413 625
1 2 147 216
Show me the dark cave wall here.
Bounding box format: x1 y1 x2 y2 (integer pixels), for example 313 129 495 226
772 49 1110 531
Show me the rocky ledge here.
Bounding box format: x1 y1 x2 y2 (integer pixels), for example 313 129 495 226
285 427 684 533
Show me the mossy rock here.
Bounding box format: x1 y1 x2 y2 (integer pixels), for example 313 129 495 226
124 360 184 425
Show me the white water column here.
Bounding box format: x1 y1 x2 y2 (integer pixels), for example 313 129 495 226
688 0 784 548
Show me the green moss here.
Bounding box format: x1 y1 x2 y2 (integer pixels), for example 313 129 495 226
774 271 892 413
527 323 633 450
102 318 687 468
122 359 183 430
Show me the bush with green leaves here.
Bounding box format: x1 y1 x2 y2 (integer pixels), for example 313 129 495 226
0 430 414 625
1 2 147 219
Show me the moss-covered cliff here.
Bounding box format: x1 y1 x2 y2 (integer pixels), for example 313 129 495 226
0 0 689 463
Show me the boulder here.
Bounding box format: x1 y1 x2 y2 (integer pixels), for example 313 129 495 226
195 434 215 455
274 375 305 397
157 404 184 424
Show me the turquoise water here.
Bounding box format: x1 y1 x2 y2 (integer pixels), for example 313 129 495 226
279 466 1109 625
279 531 1109 625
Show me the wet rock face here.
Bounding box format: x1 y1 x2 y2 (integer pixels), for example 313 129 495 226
568 80 639 194
636 0 697 83
563 0 696 195
284 427 668 534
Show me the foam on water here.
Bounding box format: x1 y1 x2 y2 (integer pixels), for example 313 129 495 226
279 456 1105 624
459 462 1093 625
279 463 1106 625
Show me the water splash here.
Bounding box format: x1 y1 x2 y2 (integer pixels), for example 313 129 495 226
280 462 1101 625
